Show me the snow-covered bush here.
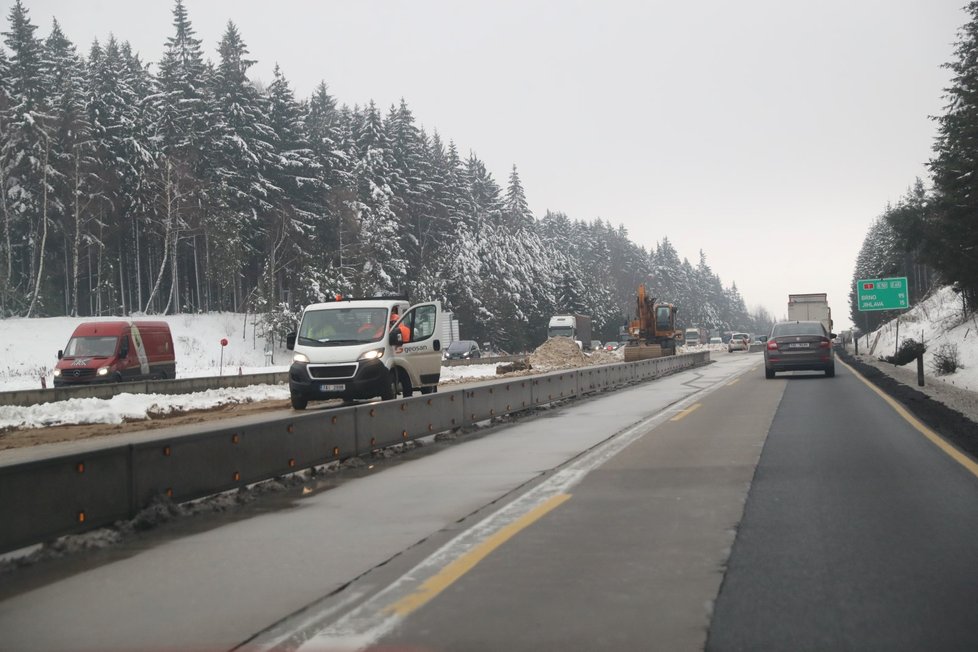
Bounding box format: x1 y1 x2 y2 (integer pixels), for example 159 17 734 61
932 343 962 376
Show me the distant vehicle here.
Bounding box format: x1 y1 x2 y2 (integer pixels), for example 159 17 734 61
591 341 603 351
54 321 175 387
604 341 619 351
764 321 836 378
683 326 708 346
286 296 443 408
548 313 592 350
445 340 482 360
728 333 750 352
788 293 833 335
709 336 723 345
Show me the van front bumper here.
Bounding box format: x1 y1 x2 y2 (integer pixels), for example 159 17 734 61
289 358 389 401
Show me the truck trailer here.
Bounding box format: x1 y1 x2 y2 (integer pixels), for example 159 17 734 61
788 293 833 334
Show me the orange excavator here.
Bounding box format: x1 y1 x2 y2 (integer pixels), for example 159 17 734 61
622 284 682 361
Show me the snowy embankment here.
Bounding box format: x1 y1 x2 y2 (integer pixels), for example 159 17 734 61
0 313 513 431
854 285 978 391
0 313 292 431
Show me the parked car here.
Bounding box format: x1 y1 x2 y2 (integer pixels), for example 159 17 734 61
445 340 482 360
709 336 723 345
604 341 620 351
764 320 836 378
592 341 603 351
728 332 751 352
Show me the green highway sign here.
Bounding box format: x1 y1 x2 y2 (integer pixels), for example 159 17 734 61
857 277 909 311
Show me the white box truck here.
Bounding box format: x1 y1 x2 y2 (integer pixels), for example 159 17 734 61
788 293 833 334
548 313 592 350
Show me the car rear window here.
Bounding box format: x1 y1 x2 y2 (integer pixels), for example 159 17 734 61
772 322 825 337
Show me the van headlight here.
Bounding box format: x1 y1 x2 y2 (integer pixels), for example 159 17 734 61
358 348 385 361
293 353 310 363
97 367 109 376
53 369 61 377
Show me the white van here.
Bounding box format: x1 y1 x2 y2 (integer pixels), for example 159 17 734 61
285 297 444 409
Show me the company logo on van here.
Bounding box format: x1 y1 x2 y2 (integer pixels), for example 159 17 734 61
71 358 92 366
403 344 429 354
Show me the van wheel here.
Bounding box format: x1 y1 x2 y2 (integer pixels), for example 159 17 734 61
290 393 308 410
381 370 399 400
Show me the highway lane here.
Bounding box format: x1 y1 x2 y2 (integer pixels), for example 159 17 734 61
706 361 978 651
296 357 978 651
0 353 756 651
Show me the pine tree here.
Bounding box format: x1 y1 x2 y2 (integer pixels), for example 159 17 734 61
1 0 50 315
928 1 978 305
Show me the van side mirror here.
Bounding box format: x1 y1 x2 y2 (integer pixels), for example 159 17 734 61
286 333 296 350
57 350 63 360
389 330 403 346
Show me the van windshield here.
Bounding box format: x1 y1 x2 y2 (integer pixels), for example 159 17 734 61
298 307 390 346
64 336 119 358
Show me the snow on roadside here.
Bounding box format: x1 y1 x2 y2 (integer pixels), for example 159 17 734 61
0 384 290 431
854 285 978 392
439 363 503 382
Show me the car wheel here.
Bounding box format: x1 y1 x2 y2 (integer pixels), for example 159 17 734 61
290 393 308 410
765 368 775 379
825 365 835 378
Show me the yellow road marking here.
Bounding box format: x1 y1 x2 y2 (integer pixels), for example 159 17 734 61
385 493 572 617
727 378 740 387
840 359 978 479
670 403 702 421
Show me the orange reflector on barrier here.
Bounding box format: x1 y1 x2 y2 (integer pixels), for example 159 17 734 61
331 416 338 425
287 424 294 433
402 430 408 438
333 447 340 457
231 434 240 444
288 458 296 468
77 511 85 523
163 446 171 457
233 471 241 481
166 488 173 497
76 462 85 474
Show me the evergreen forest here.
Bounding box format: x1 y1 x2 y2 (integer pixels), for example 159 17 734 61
0 1 767 350
851 1 978 331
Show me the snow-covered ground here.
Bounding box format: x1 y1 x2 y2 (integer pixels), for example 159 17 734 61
0 313 509 432
854 285 978 392
0 313 290 391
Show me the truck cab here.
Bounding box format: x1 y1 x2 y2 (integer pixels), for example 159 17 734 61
286 297 443 409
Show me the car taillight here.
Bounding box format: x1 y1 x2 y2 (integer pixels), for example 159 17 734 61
767 340 779 350
819 338 831 349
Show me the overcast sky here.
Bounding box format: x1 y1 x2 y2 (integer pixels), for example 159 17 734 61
5 0 968 328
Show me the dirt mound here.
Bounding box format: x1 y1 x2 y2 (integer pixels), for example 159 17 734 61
529 337 587 370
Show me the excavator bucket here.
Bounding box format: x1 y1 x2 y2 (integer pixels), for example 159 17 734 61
623 343 664 361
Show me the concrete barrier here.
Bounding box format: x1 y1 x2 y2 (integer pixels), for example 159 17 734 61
0 351 709 554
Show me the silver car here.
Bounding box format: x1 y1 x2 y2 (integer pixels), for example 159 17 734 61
764 321 835 378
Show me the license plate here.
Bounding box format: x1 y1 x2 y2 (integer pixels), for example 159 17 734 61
788 343 809 349
321 383 345 392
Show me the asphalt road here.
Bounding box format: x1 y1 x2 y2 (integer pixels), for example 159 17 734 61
3 352 978 651
706 361 978 651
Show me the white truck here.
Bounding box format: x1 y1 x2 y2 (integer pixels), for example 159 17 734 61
788 293 833 334
547 313 592 350
285 296 444 409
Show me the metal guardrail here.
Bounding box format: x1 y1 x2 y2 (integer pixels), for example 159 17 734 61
442 354 526 367
0 372 290 407
0 352 709 554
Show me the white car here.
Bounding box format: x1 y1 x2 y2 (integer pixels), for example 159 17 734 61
728 333 751 352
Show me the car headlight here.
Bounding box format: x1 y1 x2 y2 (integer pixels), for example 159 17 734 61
97 367 109 376
53 369 61 377
293 353 310 364
358 348 385 361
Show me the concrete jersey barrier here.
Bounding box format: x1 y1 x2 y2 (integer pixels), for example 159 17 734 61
0 352 710 554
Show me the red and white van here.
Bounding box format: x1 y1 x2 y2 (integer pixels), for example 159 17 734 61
53 321 176 387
